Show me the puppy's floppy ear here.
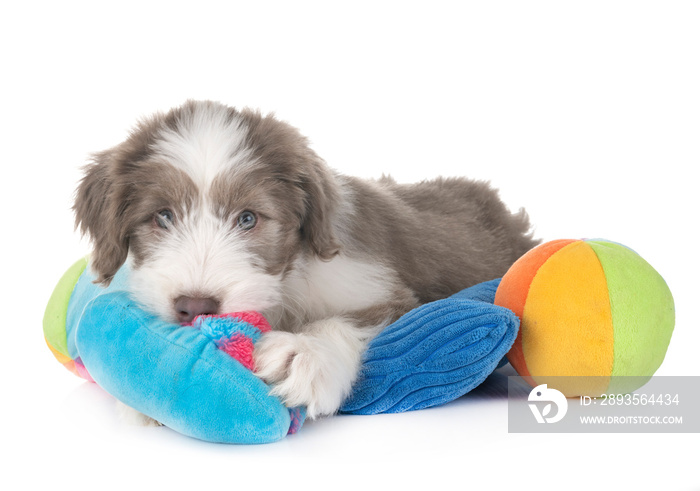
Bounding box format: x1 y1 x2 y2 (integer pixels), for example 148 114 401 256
73 150 129 285
299 160 341 260
241 108 342 259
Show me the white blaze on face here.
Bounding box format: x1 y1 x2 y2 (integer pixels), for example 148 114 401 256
151 104 255 190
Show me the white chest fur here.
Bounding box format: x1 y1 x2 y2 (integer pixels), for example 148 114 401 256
278 254 397 327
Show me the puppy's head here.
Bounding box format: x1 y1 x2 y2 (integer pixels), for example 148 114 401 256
74 100 339 323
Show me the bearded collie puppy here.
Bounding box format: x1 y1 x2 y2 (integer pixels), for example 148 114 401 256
74 100 538 422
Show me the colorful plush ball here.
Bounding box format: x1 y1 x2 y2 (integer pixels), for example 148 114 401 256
494 239 675 396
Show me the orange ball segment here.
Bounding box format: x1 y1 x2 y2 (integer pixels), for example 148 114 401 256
495 239 675 396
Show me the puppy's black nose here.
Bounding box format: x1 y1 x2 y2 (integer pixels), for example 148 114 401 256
174 296 219 324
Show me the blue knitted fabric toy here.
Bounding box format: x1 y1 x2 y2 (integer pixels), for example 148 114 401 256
340 279 518 414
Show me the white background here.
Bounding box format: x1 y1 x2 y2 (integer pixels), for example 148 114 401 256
2 1 698 490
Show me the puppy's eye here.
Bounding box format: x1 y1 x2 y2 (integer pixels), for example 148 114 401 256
237 211 257 230
155 209 174 229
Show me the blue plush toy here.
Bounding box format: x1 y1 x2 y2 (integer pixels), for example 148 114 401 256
44 258 518 444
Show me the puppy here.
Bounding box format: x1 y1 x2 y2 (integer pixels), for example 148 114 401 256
74 100 538 421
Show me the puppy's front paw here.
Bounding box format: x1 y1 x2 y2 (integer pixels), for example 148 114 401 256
254 330 355 420
116 400 163 427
